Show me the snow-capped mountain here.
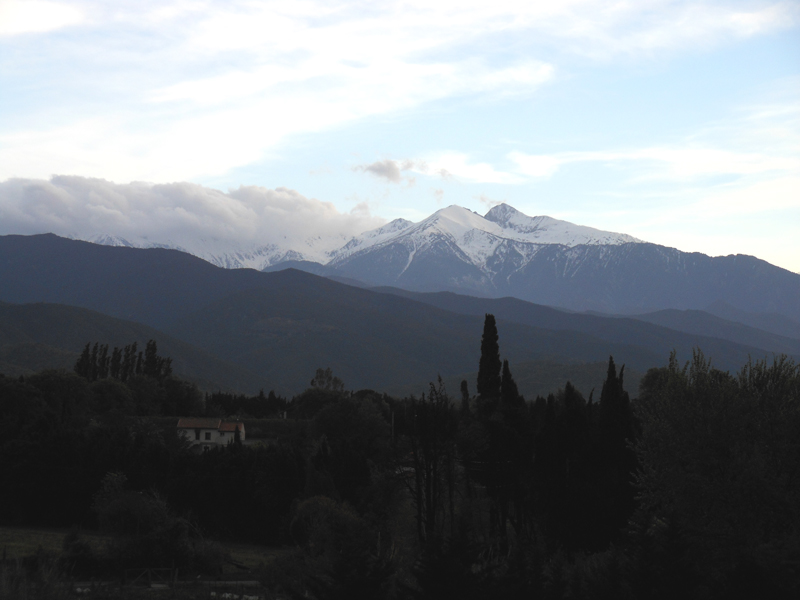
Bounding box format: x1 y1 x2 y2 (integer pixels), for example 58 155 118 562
321 204 643 296
329 204 639 270
78 230 352 270
78 203 639 273
23 201 800 319
484 204 641 246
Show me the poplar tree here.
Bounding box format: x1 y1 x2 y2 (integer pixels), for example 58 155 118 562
476 314 501 401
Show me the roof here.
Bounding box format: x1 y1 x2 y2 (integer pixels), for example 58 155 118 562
177 418 221 429
219 421 245 433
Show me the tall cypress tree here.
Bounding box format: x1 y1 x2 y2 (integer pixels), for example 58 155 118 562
476 314 502 401
459 380 471 417
74 343 91 379
594 355 637 545
110 347 122 380
500 359 521 408
89 343 99 382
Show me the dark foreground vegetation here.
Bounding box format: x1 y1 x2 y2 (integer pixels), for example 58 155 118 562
1 323 799 599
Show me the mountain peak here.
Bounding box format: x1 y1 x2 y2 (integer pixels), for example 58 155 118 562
485 203 642 246
484 203 524 225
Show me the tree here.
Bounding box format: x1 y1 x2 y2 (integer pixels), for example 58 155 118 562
460 380 471 417
476 314 501 413
74 343 91 379
500 360 522 410
311 367 345 393
634 351 800 594
592 355 637 545
406 379 458 550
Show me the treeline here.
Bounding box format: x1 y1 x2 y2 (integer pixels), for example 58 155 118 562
205 389 288 418
74 340 172 383
1 322 798 598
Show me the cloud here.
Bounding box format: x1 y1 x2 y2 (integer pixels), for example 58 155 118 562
421 153 523 184
0 176 385 254
509 146 800 181
0 1 83 36
7 1 791 181
354 159 424 184
475 194 503 209
355 160 404 183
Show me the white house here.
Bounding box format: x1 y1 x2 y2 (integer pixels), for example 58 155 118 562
177 418 246 450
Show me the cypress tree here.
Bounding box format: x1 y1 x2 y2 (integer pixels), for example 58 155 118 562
459 380 470 417
500 359 522 408
110 347 122 380
74 343 91 379
89 343 99 382
476 314 502 400
144 340 159 377
97 344 109 379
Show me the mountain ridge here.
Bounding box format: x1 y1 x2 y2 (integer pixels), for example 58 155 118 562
1 234 795 397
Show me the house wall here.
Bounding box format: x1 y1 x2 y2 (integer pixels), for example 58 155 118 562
179 428 222 445
178 425 246 446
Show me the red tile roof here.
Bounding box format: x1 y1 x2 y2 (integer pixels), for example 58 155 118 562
219 421 245 433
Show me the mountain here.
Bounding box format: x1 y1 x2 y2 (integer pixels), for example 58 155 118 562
75 202 800 324
370 287 800 369
262 205 800 323
631 309 800 354
702 300 800 342
163 276 667 396
81 203 640 274
323 204 641 297
0 302 269 392
1 234 792 397
0 233 278 330
82 229 349 270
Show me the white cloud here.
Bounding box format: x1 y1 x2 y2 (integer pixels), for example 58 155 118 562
418 152 524 184
0 1 83 35
0 176 385 252
509 145 800 181
3 1 792 182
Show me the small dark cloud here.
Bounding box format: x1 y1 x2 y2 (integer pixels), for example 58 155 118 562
433 188 444 203
354 158 420 184
355 159 403 183
438 168 453 180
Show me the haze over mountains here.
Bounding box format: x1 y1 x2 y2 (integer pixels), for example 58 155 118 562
1 233 798 400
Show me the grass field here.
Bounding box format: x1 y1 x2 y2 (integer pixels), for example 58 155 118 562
0 526 286 575
0 526 105 560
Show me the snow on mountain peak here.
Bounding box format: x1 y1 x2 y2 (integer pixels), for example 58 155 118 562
83 202 643 272
485 203 641 246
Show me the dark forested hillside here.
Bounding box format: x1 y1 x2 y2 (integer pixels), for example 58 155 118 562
0 233 273 330
370 287 799 370
0 302 269 392
1 234 794 396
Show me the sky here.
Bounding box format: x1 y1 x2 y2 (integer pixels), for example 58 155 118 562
1 0 799 272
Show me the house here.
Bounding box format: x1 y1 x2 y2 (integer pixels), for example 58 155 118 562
177 417 246 450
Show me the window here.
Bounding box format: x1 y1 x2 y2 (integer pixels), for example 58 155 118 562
219 431 224 437
205 432 211 440
195 429 200 440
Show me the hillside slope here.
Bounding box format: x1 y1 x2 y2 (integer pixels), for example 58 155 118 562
0 302 269 392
